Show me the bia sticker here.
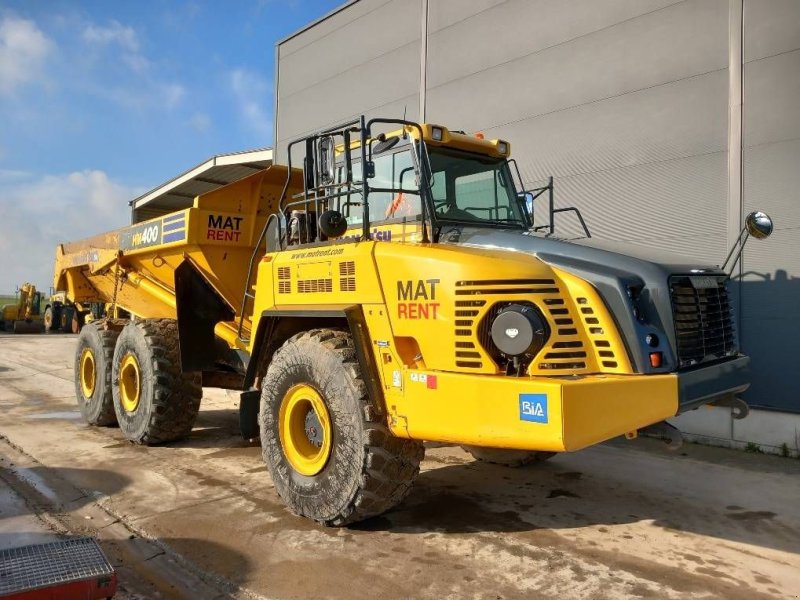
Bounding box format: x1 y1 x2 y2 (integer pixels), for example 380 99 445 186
519 393 548 424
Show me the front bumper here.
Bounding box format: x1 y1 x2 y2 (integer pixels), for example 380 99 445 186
387 370 680 453
676 355 750 413
387 357 751 453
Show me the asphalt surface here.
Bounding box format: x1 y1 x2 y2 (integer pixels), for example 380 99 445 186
1 332 799 599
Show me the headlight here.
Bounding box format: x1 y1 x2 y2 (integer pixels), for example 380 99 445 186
490 304 548 357
431 126 444 141
497 140 509 155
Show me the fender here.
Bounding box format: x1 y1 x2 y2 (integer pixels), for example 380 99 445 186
239 305 382 439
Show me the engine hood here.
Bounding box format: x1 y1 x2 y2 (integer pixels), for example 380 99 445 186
440 226 729 374
443 227 723 276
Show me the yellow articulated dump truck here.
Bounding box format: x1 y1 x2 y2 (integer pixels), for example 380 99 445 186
55 116 773 525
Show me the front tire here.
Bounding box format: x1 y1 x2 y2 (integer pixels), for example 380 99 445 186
260 329 424 526
463 446 555 467
74 321 122 426
112 319 202 445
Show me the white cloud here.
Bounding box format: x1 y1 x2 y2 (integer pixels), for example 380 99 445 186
0 170 140 292
230 67 272 139
82 20 139 52
161 83 185 109
0 15 54 95
189 112 211 133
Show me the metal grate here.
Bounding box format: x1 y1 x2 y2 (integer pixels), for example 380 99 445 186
277 266 291 294
339 261 356 292
339 261 355 277
0 537 114 595
297 278 333 293
670 276 736 368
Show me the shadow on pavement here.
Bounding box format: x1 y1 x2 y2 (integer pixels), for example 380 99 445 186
349 445 800 556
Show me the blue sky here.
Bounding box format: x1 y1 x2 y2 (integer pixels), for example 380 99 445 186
0 0 341 293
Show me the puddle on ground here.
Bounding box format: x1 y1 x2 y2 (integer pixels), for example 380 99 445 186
27 410 81 420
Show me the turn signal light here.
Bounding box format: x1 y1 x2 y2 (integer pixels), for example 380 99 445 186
474 131 485 139
649 352 663 368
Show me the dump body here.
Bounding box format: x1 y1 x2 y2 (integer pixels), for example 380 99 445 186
54 166 302 347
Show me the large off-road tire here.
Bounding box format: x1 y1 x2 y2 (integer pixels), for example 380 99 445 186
44 307 59 332
74 321 124 426
260 329 424 526
463 446 555 467
112 318 202 445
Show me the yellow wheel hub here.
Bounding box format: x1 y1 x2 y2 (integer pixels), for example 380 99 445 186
279 384 332 476
79 348 96 398
119 353 141 412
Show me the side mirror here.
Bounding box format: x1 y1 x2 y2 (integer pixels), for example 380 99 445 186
722 210 775 275
318 210 348 239
745 211 773 239
318 136 336 185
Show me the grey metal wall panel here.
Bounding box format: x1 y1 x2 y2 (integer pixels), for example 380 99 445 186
278 42 421 138
528 151 729 263
425 0 729 262
481 70 729 187
427 0 685 87
275 0 420 161
742 50 800 148
425 0 726 121
741 2 800 411
743 0 800 62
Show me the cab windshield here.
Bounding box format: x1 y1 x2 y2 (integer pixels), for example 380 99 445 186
428 147 527 227
334 142 527 230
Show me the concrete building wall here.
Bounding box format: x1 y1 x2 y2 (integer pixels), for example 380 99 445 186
275 0 800 453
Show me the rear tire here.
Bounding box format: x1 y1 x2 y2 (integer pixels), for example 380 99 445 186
72 311 85 334
44 307 58 332
74 321 123 426
260 329 424 526
462 446 555 467
112 319 202 445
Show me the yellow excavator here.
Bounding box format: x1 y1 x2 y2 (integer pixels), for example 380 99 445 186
1 283 45 334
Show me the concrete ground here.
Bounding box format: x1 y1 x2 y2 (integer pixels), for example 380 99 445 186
1 333 798 600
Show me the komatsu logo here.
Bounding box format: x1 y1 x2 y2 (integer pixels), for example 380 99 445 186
519 393 548 424
120 222 162 250
132 225 159 246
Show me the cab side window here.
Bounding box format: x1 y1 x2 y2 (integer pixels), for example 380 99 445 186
336 150 421 226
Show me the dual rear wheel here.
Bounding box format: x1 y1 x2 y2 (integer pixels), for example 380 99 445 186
74 318 201 444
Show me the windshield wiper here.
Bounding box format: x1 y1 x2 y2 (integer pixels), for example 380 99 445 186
435 216 525 229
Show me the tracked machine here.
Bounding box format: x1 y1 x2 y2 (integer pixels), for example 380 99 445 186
55 117 773 525
1 283 45 333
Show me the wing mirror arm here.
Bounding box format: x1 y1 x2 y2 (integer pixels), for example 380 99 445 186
722 211 774 276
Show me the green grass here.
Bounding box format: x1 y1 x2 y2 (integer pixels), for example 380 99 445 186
0 295 17 306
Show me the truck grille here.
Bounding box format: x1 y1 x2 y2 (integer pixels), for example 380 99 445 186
670 276 736 368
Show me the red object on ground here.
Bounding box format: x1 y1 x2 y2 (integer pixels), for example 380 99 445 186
0 537 116 599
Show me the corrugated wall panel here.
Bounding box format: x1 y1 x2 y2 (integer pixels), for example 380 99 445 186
275 0 420 161
425 0 729 259
741 0 800 412
426 0 686 87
